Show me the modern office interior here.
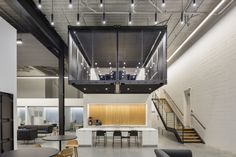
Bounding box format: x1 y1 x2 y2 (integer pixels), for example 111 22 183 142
0 0 236 157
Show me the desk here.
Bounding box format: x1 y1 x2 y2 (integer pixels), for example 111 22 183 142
1 148 59 157
43 135 77 151
76 127 158 146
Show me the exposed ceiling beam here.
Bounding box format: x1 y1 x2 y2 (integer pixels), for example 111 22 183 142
5 0 67 58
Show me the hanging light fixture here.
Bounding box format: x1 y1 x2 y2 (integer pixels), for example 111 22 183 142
38 0 42 9
76 0 80 25
100 0 103 8
131 0 135 7
180 0 184 25
102 12 106 24
192 0 196 7
128 12 132 25
180 11 184 24
69 0 73 8
76 13 80 25
51 0 54 26
154 12 158 24
162 0 165 7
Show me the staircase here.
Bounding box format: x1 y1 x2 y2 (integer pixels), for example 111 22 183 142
152 93 204 144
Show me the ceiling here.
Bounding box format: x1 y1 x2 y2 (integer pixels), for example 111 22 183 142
17 33 58 76
0 0 233 77
31 0 226 59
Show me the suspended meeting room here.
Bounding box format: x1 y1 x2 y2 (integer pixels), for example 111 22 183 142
68 26 167 93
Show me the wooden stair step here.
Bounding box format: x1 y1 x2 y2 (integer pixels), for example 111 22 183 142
183 139 202 143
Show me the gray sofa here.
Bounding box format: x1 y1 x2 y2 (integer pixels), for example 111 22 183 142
18 125 54 134
17 128 38 142
154 149 192 157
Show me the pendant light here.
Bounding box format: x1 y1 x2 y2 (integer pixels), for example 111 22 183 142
128 12 132 25
69 0 73 8
76 0 80 25
38 0 42 9
51 0 54 26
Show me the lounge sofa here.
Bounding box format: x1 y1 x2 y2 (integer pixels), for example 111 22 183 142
154 149 192 157
17 128 38 142
18 125 54 134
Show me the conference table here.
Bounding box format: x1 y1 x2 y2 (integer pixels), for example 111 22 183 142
1 148 59 157
76 127 158 146
43 135 77 151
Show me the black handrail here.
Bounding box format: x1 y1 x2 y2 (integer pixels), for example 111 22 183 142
163 89 184 116
191 113 206 130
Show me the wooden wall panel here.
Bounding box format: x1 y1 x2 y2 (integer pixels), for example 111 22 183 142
89 104 146 125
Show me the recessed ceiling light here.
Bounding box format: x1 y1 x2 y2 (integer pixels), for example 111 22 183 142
131 0 134 7
95 62 98 66
83 88 86 91
137 66 139 69
105 88 108 90
127 88 130 91
16 39 23 45
123 62 126 65
138 62 141 65
109 62 111 65
148 88 152 90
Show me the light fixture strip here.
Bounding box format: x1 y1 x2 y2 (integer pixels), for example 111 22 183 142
167 0 226 62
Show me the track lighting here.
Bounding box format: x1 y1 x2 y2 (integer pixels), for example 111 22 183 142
69 0 73 8
100 0 103 7
193 0 196 7
128 12 132 25
51 13 54 26
76 13 80 25
154 12 158 25
102 12 106 24
38 0 42 9
180 11 184 24
131 0 135 7
162 0 165 7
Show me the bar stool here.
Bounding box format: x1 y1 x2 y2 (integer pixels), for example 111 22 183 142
95 130 107 146
112 130 122 147
65 140 79 157
128 130 139 146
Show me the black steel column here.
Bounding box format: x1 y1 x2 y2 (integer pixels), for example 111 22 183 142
59 51 65 135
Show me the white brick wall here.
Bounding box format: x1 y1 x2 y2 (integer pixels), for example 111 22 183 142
162 6 236 154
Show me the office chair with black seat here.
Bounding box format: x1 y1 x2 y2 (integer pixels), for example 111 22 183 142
113 130 122 147
95 130 107 146
128 130 139 146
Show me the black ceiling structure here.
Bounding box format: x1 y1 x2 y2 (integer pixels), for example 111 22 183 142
68 26 167 94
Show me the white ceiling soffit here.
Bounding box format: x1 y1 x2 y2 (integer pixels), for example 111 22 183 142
17 33 58 67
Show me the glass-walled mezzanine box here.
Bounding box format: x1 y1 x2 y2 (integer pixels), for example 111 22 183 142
68 26 167 93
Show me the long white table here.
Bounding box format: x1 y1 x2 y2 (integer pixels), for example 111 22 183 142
76 127 158 146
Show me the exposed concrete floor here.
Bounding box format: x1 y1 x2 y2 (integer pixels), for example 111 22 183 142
17 131 236 157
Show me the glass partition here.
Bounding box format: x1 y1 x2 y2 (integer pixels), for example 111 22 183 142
68 26 167 93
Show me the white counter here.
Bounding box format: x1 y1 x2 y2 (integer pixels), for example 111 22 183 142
76 127 158 146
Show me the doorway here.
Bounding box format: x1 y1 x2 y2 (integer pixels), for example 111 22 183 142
184 88 191 127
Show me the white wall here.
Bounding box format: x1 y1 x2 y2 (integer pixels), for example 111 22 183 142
0 17 17 148
83 94 151 127
163 6 236 154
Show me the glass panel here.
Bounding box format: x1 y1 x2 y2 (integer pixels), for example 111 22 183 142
44 107 58 124
17 107 25 126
